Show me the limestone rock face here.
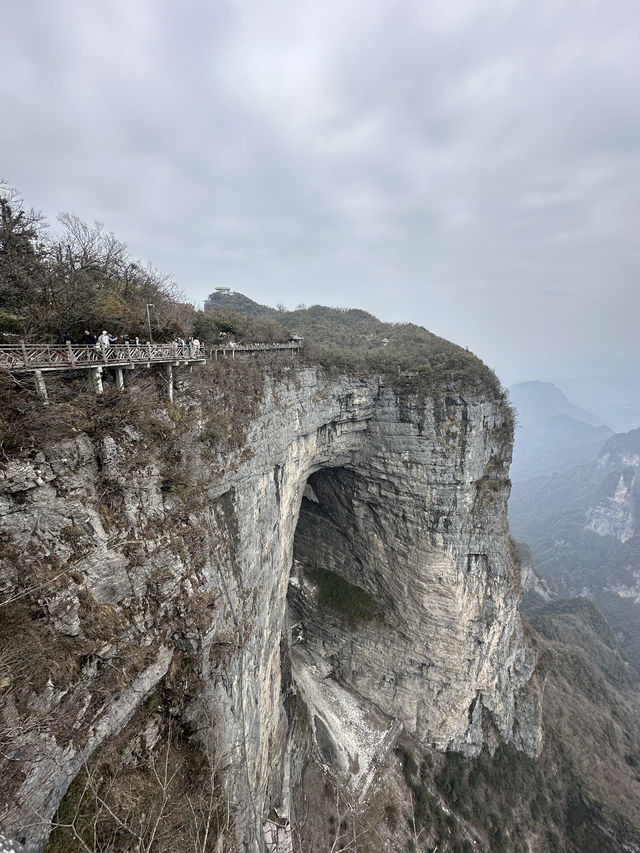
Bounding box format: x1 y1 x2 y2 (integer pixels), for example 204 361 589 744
289 388 540 773
585 429 640 544
0 367 540 851
586 469 637 543
520 548 555 602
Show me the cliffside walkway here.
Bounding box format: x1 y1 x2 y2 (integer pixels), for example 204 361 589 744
0 340 301 401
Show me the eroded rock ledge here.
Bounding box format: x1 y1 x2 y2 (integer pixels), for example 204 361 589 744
0 366 541 851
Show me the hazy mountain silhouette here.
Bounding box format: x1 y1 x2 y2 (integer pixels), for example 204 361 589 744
510 427 640 667
509 381 613 482
554 374 640 434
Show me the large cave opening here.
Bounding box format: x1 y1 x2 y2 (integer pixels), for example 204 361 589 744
286 467 402 802
289 466 385 631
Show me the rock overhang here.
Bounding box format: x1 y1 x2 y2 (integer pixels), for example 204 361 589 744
0 365 538 852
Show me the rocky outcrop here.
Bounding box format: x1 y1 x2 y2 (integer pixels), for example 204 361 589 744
0 364 540 851
519 543 556 602
586 469 637 543
289 389 540 774
584 429 640 545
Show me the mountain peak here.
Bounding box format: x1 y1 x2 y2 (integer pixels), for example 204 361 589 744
510 380 607 427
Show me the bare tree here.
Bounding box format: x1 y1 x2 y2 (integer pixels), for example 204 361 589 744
44 714 236 853
0 180 47 316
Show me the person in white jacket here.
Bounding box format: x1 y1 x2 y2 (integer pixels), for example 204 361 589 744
98 331 117 347
98 329 118 347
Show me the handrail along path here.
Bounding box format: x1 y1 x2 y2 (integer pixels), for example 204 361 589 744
0 340 301 400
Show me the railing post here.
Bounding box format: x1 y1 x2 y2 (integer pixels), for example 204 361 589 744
91 366 104 395
147 342 152 361
126 341 132 362
165 363 174 402
19 340 28 368
66 340 75 364
34 369 48 403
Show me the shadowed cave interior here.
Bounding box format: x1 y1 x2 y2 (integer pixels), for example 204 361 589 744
286 467 401 799
290 466 386 628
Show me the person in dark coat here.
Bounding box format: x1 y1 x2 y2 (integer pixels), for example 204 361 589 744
62 332 76 344
81 330 96 345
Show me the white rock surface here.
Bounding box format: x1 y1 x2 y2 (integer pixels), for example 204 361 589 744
586 470 636 543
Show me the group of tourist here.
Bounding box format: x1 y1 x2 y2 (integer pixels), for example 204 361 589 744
61 331 202 353
62 330 135 346
170 336 201 353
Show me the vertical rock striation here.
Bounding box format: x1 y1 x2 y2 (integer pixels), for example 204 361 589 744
288 387 540 778
0 367 540 851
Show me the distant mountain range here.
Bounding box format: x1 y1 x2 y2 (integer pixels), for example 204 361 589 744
554 374 640 434
509 381 613 482
510 427 640 667
510 380 607 427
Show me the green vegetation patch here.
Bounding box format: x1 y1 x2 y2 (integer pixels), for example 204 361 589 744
287 306 502 398
305 566 381 627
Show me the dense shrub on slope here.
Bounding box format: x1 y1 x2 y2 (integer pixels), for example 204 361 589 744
204 293 503 399
1 182 502 401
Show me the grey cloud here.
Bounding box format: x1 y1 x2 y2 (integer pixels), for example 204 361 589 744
1 0 639 384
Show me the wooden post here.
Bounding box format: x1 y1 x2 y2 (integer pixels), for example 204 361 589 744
126 341 132 363
66 340 75 364
165 363 174 402
147 342 152 361
115 367 124 391
34 369 48 403
91 366 104 395
20 340 28 367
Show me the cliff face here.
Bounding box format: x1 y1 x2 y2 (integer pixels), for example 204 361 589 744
0 365 540 852
288 387 540 796
585 431 640 544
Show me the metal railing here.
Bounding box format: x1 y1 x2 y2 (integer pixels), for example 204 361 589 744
0 340 301 371
0 341 205 371
210 341 302 358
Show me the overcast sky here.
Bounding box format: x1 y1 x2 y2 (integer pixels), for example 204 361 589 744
2 0 639 384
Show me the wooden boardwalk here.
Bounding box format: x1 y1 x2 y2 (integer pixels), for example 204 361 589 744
0 340 301 400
